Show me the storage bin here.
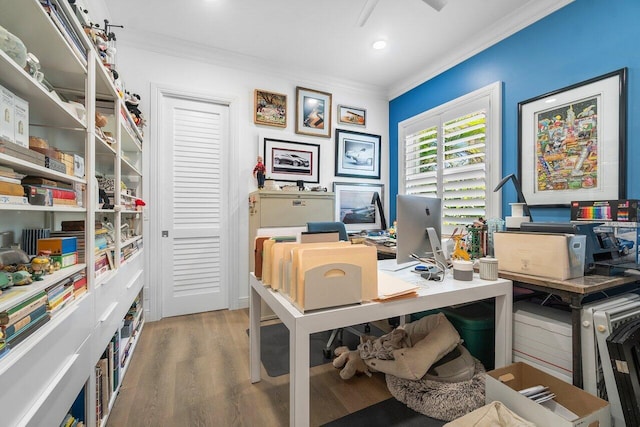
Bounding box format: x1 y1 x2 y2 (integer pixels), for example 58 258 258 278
411 300 495 369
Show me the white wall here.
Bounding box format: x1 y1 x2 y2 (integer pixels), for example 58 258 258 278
113 40 389 313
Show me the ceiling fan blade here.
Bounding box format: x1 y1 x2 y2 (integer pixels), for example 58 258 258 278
356 0 380 27
422 0 448 11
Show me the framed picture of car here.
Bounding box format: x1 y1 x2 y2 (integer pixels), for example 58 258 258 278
333 182 385 232
335 128 381 179
263 137 320 183
295 86 332 138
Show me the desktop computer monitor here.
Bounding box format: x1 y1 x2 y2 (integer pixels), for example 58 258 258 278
396 194 444 264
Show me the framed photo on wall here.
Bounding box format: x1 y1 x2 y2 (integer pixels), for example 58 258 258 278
262 137 320 183
254 89 287 128
333 182 384 232
295 87 332 138
337 105 366 127
335 129 381 179
518 68 627 206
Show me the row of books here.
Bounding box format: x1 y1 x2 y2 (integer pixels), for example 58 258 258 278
120 294 143 369
0 271 87 359
0 291 50 356
59 413 84 427
39 0 87 64
95 333 119 425
0 170 80 206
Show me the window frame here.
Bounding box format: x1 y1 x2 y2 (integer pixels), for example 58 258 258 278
398 81 502 236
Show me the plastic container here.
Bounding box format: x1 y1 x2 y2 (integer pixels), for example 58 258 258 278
411 301 495 369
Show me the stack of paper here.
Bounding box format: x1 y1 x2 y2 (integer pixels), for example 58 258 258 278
376 271 419 301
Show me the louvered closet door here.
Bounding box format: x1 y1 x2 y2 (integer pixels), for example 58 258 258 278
160 95 229 317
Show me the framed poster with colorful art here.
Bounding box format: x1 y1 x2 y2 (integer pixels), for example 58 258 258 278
254 89 287 127
518 68 627 206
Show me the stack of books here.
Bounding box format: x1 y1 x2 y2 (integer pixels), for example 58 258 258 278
46 278 74 316
22 176 78 207
71 272 87 299
59 413 84 427
39 0 87 64
0 291 50 349
0 166 27 206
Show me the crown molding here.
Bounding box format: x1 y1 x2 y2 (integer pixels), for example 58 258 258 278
116 29 388 100
387 0 574 100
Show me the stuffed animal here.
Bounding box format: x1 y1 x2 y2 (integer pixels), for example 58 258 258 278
125 91 145 128
332 346 372 380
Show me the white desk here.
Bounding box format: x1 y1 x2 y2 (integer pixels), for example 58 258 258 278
249 268 513 427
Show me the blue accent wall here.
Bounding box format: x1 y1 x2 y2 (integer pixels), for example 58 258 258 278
389 0 640 224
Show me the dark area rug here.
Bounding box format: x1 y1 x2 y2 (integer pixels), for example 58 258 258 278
321 397 446 427
248 323 382 377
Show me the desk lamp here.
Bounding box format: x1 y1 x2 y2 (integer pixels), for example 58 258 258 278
494 173 533 227
371 191 387 231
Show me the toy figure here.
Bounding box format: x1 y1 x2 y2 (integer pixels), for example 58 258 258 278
253 156 266 189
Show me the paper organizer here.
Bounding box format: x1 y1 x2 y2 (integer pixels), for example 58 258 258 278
258 239 378 312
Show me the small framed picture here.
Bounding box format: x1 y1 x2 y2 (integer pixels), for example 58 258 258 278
337 105 366 127
335 128 381 179
254 89 287 128
295 86 332 138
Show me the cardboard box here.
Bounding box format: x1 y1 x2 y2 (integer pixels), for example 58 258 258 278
51 252 78 268
486 362 610 427
571 199 640 222
493 232 586 280
37 237 78 255
13 95 28 148
0 85 15 144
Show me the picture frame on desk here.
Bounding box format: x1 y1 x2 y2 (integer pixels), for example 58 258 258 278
333 182 384 232
262 137 320 183
518 68 627 207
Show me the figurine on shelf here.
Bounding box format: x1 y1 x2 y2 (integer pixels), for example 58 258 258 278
31 251 51 281
253 156 266 189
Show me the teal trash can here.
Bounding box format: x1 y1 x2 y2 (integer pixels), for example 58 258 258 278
410 300 495 370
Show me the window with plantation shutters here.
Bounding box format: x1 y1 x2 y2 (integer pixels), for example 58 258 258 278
399 82 502 236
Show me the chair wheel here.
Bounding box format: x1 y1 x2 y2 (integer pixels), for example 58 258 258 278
364 324 371 333
323 348 332 359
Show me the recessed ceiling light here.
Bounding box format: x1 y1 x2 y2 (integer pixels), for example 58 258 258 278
372 40 387 50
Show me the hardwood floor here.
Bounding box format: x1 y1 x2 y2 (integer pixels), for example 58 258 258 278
107 309 392 427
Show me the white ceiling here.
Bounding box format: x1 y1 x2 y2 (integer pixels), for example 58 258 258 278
88 0 572 98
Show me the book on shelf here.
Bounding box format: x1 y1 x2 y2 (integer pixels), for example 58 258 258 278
2 304 48 339
0 181 25 196
0 195 29 205
0 165 25 180
0 291 47 326
21 176 73 189
5 312 50 346
48 287 74 314
0 341 9 359
0 175 21 185
97 357 109 418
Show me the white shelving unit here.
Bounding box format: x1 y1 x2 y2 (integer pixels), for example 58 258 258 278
0 1 145 426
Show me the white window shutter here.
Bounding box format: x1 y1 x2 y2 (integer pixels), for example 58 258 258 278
398 82 502 237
